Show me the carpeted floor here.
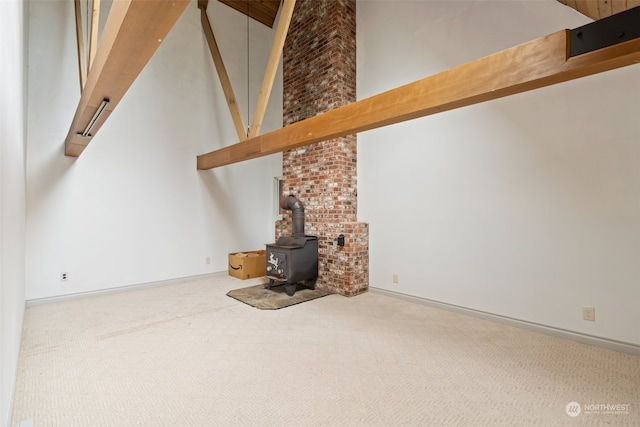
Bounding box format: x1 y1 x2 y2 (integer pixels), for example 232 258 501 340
11 275 640 426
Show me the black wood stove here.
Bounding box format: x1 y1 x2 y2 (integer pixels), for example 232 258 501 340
266 195 318 296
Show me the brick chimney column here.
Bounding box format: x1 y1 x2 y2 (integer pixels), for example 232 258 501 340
276 0 368 296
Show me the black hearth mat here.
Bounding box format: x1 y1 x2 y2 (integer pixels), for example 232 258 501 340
227 282 332 310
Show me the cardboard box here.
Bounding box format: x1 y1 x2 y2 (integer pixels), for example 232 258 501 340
228 250 266 279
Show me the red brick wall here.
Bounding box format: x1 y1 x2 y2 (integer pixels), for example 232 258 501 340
277 0 368 296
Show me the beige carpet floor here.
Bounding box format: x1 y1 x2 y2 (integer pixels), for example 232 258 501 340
11 275 640 426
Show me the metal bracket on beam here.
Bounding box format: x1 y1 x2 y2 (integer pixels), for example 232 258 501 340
570 6 640 57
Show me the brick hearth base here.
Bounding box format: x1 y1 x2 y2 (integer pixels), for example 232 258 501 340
276 219 368 297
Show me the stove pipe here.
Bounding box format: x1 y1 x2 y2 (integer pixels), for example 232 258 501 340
281 195 305 237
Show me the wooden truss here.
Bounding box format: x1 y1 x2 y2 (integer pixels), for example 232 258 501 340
66 0 294 158
198 0 295 141
197 27 640 170
72 0 103 92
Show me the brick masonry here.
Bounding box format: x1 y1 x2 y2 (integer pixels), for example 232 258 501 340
276 0 368 296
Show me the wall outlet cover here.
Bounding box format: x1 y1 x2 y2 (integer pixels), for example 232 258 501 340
583 306 595 321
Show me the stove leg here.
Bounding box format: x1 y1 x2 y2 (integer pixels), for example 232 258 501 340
267 279 275 289
307 278 316 290
285 283 297 296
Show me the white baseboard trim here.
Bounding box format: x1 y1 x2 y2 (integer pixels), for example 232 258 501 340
26 271 228 307
369 287 640 356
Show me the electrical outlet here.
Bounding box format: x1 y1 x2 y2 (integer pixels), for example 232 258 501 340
60 272 69 282
205 256 211 265
392 273 399 284
583 306 595 321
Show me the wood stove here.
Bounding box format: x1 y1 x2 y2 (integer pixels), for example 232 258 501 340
266 196 318 296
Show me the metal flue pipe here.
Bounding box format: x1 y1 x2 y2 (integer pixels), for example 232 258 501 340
280 195 305 237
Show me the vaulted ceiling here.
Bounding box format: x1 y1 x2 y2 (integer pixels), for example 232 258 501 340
218 0 282 27
558 0 640 20
223 0 640 26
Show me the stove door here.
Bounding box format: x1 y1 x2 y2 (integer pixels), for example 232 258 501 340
266 250 288 281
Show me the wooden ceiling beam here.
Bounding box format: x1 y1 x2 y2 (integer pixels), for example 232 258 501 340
73 0 87 92
197 29 640 170
199 0 248 141
88 0 101 71
248 0 295 138
64 0 190 157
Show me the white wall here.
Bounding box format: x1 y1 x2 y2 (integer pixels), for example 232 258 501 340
358 1 640 345
25 0 282 300
1 0 27 424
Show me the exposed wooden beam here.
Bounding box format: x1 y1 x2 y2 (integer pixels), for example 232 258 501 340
197 30 640 170
65 0 190 157
74 0 87 91
248 0 295 138
89 0 100 71
199 0 247 141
